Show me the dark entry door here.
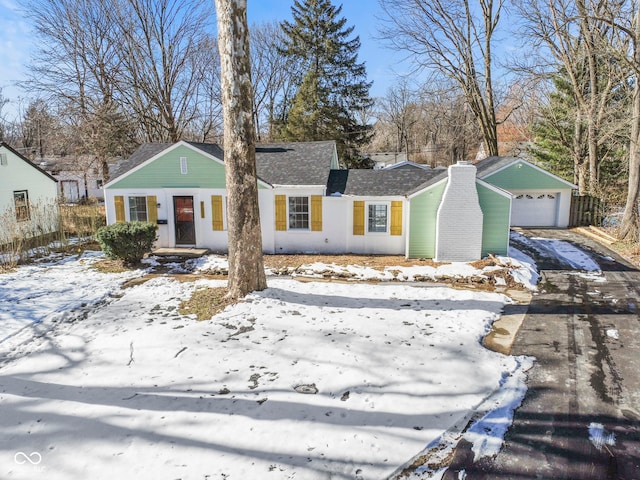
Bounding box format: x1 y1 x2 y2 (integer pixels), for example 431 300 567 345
173 196 196 245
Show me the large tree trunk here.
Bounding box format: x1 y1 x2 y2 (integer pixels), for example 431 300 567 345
618 6 640 242
573 107 588 194
214 0 267 298
619 71 640 241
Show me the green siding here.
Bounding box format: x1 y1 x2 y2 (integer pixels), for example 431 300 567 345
477 183 510 256
484 161 571 190
108 145 226 189
408 182 445 258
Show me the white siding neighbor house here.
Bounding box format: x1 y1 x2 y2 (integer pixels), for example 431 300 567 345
0 142 59 241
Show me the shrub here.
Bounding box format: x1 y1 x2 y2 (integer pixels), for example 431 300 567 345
95 221 157 265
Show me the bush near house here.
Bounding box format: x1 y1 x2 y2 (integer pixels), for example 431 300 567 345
95 221 157 265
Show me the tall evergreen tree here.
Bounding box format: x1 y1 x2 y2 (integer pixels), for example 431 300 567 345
531 74 584 184
279 0 373 167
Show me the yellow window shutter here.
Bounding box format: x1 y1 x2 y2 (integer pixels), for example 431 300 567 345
275 195 287 231
390 201 402 236
353 200 364 235
146 196 158 224
311 195 323 231
114 195 125 223
211 195 224 231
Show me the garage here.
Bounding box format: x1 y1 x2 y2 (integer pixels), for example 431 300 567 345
477 158 577 228
511 192 558 227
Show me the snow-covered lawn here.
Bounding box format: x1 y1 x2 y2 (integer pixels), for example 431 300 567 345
1 251 535 479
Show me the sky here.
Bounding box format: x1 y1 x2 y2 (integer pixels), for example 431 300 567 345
0 0 414 119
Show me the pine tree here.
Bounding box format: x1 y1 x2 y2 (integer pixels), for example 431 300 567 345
531 74 581 184
279 0 373 167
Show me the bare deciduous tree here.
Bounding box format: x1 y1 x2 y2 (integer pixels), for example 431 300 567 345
24 0 222 147
250 22 300 142
377 79 421 154
594 2 640 241
0 88 9 142
24 0 118 113
112 0 218 142
367 76 481 166
214 0 267 298
514 0 625 194
378 0 503 157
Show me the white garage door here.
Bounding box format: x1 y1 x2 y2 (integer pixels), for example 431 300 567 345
511 193 558 226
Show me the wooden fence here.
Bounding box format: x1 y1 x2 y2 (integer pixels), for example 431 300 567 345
569 194 604 227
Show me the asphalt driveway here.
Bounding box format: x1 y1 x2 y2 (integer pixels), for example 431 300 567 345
445 229 640 479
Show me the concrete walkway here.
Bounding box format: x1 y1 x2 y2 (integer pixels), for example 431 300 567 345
445 229 640 479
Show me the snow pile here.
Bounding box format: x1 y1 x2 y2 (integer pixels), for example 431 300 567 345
0 256 532 480
498 248 539 291
463 356 534 460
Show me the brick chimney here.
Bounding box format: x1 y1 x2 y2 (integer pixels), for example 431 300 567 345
435 161 483 262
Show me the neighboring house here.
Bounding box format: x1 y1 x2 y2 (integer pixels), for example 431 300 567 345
103 140 575 262
40 156 113 202
366 152 408 169
0 142 59 240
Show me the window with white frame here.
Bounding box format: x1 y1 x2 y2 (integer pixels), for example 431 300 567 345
128 196 148 221
368 203 388 233
13 190 30 222
288 196 309 229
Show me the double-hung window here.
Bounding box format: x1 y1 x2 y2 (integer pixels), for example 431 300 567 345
13 190 30 222
288 196 309 230
368 203 388 233
128 196 148 221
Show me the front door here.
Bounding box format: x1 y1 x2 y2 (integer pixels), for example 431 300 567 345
173 196 196 245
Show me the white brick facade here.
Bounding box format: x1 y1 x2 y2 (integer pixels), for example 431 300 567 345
435 162 484 262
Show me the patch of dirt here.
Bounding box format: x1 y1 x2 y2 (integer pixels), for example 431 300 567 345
262 254 440 272
179 286 234 321
585 226 640 268
92 259 131 274
610 240 640 267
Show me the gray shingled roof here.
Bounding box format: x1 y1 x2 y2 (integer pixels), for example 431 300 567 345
108 140 336 187
327 166 445 196
255 141 336 186
474 156 520 178
185 141 225 160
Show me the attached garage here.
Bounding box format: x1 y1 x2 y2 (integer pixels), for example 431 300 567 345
477 157 576 228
